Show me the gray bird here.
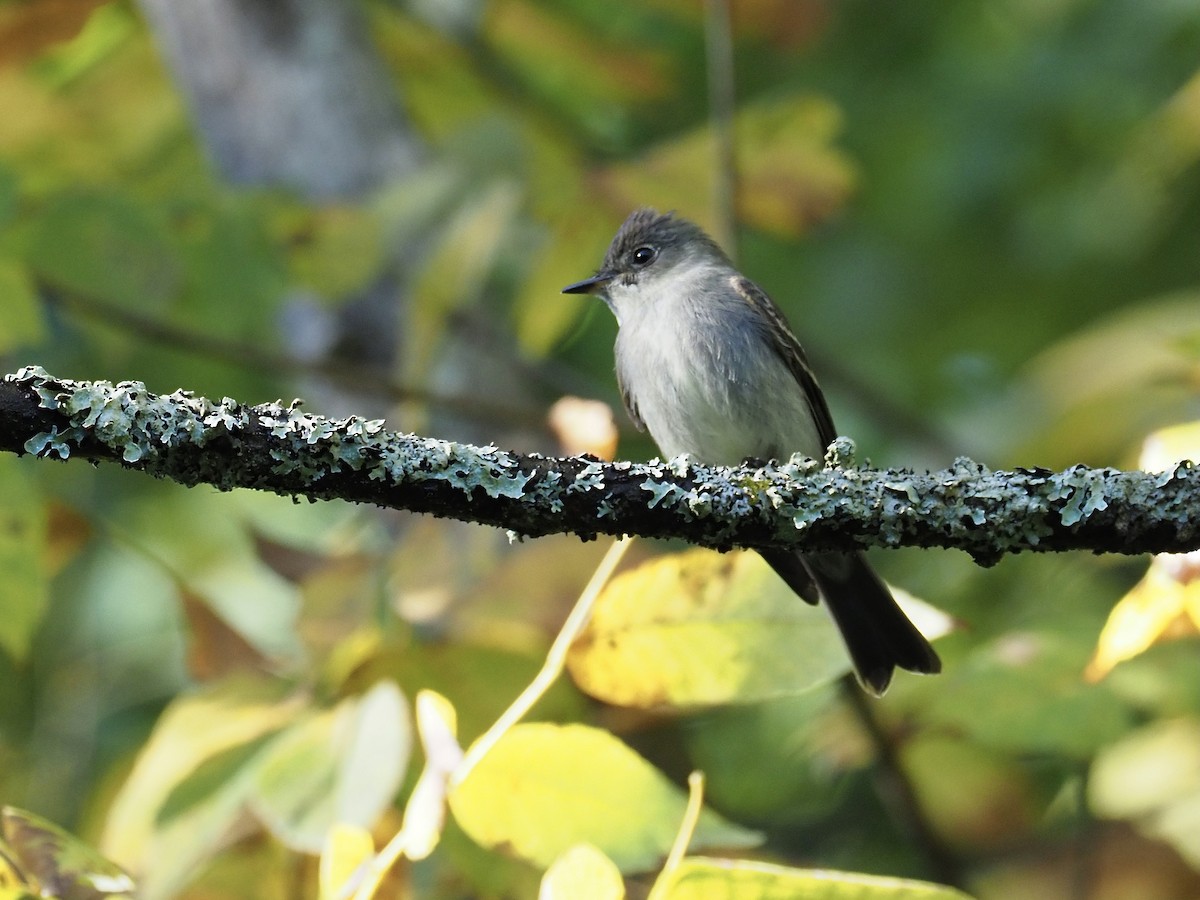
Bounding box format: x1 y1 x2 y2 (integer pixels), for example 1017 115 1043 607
563 208 941 695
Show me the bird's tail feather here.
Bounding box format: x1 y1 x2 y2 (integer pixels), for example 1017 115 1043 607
763 549 941 695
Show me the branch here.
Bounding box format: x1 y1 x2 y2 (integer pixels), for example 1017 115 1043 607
2 367 1198 564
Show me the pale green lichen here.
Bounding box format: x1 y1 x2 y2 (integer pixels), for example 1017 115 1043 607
1051 466 1112 526
9 366 1199 558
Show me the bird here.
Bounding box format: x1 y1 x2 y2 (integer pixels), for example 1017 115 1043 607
562 208 941 695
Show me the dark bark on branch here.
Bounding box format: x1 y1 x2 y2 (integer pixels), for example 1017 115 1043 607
2 368 1198 564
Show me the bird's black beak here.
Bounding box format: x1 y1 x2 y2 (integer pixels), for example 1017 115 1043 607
561 272 614 295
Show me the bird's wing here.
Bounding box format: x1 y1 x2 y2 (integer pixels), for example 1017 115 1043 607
731 275 838 449
616 371 646 432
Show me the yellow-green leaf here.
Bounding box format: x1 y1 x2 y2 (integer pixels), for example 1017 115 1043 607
567 549 851 708
540 844 625 900
101 677 302 899
449 723 760 872
658 857 974 899
251 681 411 853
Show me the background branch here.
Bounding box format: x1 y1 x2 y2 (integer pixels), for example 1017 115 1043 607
2 367 1198 563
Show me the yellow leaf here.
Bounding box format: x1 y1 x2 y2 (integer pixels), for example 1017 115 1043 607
566 549 851 708
1139 421 1200 472
658 857 974 899
101 677 303 897
449 723 760 872
1087 420 1200 681
319 823 374 900
540 844 625 900
1086 564 1199 681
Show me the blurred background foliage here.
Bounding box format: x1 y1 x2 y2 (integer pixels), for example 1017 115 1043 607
1 0 1200 897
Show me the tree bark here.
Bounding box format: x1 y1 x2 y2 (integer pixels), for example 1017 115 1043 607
4 368 1198 564
137 0 421 198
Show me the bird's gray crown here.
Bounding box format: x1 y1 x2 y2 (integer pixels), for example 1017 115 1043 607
602 208 730 274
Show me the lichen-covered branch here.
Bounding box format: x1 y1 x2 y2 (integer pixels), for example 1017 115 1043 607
2 367 1198 564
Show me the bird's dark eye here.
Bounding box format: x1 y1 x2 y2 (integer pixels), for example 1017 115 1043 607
631 245 657 267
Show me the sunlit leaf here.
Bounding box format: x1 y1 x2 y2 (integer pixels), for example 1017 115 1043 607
540 844 624 900
566 549 852 708
1090 718 1200 867
657 857 973 899
395 690 462 861
2 806 136 899
0 457 48 662
449 723 760 872
1087 421 1200 680
251 681 411 853
1086 564 1200 682
318 823 374 900
101 678 302 899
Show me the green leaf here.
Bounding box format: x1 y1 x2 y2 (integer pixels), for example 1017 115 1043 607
0 457 48 661
406 182 523 383
25 191 181 310
513 213 621 355
0 258 43 352
2 806 136 899
566 549 851 708
658 857 974 899
100 678 300 900
285 205 383 299
251 681 411 853
449 723 760 873
122 488 304 663
922 632 1131 757
684 687 851 824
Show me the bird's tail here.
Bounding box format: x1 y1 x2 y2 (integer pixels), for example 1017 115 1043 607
762 549 941 695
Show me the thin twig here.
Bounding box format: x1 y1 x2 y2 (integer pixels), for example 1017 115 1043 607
43 287 548 430
704 0 738 256
452 537 633 785
840 678 969 890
